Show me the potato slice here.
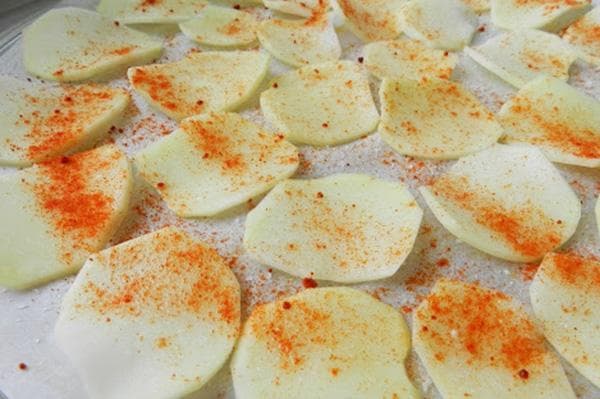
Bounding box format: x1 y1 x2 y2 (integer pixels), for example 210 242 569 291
97 0 207 24
364 39 458 80
135 112 299 217
23 7 163 82
0 76 129 167
263 0 329 18
491 0 591 32
55 227 240 399
414 279 576 398
399 0 477 51
128 51 269 120
0 145 132 290
498 76 600 168
243 174 423 283
179 5 258 48
337 0 404 42
462 0 489 12
562 7 600 66
465 29 577 89
530 253 600 388
231 287 420 399
260 61 379 146
379 78 502 159
419 144 581 262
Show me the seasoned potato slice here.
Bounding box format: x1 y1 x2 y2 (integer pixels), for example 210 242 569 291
263 0 329 18
337 0 404 42
562 7 600 66
23 8 163 82
414 279 576 398
420 145 581 262
243 174 423 283
260 61 379 146
55 227 240 399
97 0 207 24
379 78 502 159
231 287 420 399
135 112 299 217
491 0 591 32
0 145 132 290
128 51 269 120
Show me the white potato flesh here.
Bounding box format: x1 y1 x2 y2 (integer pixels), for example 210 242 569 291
97 0 207 24
134 112 299 218
231 287 420 399
23 7 163 82
462 0 490 12
364 39 458 81
55 227 241 399
243 174 423 283
414 279 576 399
491 0 592 32
419 144 581 262
379 78 503 159
464 29 577 89
530 253 600 388
0 145 132 290
263 0 329 18
179 6 258 47
399 0 477 51
337 0 404 42
260 61 379 146
0 76 129 166
128 51 269 120
563 7 600 66
498 76 600 168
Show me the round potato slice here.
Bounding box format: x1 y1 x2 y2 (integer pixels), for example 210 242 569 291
128 51 269 121
0 75 129 167
337 0 403 42
414 279 576 399
379 78 503 159
419 144 581 262
23 7 163 82
498 76 600 168
562 7 600 66
97 0 207 24
263 0 329 18
134 112 299 218
243 174 423 283
231 287 420 399
530 253 600 388
491 0 591 32
55 227 241 399
260 61 379 146
0 145 132 290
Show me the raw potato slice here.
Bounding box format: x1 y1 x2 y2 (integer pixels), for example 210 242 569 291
419 145 581 262
179 6 258 47
135 112 299 217
0 76 129 167
364 39 458 80
260 61 379 146
23 8 163 82
462 0 490 12
530 253 600 388
231 287 420 399
55 227 241 399
379 78 503 159
97 0 208 24
465 29 577 89
0 145 132 290
562 7 600 66
338 0 404 42
414 279 576 399
491 0 591 32
399 0 477 51
243 174 423 283
498 76 600 168
263 0 329 18
128 51 269 120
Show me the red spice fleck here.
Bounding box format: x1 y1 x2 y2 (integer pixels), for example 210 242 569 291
53 69 64 77
322 122 329 128
436 258 449 267
518 369 529 379
302 278 318 288
233 4 241 9
156 182 166 189
18 363 27 371
330 367 340 376
110 47 133 55
316 191 324 199
282 301 292 310
357 57 364 63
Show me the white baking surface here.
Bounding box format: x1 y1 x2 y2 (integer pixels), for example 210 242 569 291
0 1 599 398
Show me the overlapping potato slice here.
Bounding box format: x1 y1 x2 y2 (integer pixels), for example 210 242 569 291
0 145 132 290
399 0 477 51
243 174 423 283
55 227 241 399
530 253 600 388
97 0 207 24
379 78 503 159
419 145 581 262
23 8 163 82
337 0 403 42
263 0 329 18
562 7 600 66
364 39 458 80
231 287 420 398
498 76 600 168
414 279 576 398
135 112 299 217
462 0 490 12
464 29 577 88
260 61 379 146
128 51 269 120
491 0 591 32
